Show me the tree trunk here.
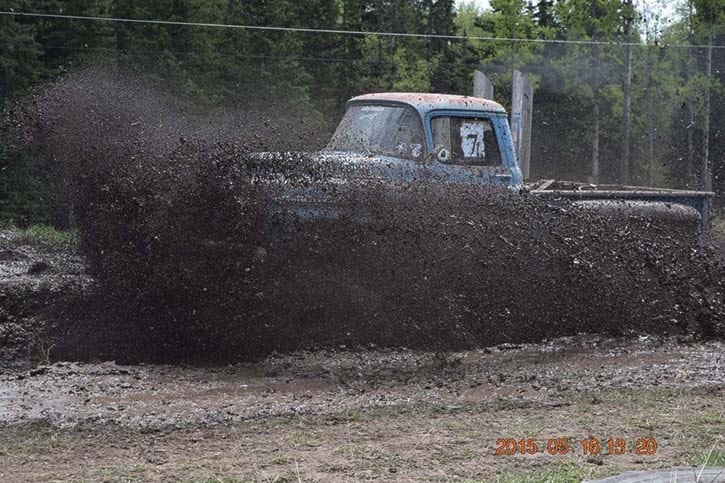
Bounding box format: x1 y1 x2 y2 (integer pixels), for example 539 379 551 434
686 0 695 188
687 104 694 188
425 0 433 56
647 65 655 187
701 38 713 191
592 43 601 184
0 17 7 99
593 100 600 184
621 0 633 185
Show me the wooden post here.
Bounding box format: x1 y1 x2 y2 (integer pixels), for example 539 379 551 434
647 66 655 187
473 70 494 100
511 70 533 180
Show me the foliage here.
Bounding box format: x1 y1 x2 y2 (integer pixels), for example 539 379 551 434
0 0 724 224
691 448 725 467
13 224 79 250
0 2 45 98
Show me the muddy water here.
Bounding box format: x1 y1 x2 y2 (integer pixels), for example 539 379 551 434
1 336 722 429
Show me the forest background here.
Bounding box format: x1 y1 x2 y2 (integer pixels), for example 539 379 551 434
1 0 723 224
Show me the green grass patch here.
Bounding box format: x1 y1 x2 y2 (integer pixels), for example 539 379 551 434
691 448 725 467
12 224 79 251
492 462 598 483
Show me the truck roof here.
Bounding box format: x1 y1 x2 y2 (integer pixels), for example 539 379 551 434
348 92 507 115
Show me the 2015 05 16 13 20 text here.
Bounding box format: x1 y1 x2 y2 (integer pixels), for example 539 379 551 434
494 437 658 456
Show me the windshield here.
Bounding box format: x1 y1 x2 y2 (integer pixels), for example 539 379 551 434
327 104 426 161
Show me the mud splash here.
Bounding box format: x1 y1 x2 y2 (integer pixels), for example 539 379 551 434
4 67 725 363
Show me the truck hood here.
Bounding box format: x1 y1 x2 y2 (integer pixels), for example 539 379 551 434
248 149 425 184
249 149 514 187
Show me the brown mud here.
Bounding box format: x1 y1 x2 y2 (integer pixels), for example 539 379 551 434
0 232 722 481
1 334 722 429
3 68 724 363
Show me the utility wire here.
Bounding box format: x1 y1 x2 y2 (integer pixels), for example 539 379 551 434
39 45 498 71
38 44 484 68
40 44 374 62
1 10 723 50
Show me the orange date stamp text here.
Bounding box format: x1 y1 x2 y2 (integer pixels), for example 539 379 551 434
494 437 658 456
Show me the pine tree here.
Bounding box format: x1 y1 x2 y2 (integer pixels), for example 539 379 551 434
554 0 624 183
533 0 557 29
0 1 45 99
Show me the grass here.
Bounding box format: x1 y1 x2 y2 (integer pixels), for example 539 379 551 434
11 224 79 251
36 340 56 365
491 462 598 483
691 448 725 467
0 386 721 482
188 479 252 483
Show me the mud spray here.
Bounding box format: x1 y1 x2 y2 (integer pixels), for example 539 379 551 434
7 67 725 363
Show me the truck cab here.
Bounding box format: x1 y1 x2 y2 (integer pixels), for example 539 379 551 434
325 93 524 188
267 92 712 241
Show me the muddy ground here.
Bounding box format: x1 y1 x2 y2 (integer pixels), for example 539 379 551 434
0 335 723 481
0 231 724 482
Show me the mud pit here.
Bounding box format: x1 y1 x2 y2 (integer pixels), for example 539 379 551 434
0 336 723 481
1 336 723 429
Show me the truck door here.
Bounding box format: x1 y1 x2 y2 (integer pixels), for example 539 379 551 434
427 114 514 186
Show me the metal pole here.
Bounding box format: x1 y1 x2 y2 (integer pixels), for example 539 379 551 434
701 38 713 191
621 0 633 185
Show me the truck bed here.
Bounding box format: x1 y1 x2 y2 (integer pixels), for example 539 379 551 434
529 179 715 240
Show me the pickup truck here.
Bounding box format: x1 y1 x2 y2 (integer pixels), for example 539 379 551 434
299 92 713 239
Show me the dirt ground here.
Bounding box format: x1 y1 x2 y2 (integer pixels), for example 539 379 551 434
1 336 723 481
1 231 724 482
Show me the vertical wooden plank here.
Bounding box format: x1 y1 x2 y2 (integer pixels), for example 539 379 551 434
473 70 494 100
511 70 533 180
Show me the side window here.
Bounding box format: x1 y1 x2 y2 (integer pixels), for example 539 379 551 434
431 116 502 166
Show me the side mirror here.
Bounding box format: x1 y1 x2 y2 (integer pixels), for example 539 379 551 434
424 145 450 165
436 148 450 163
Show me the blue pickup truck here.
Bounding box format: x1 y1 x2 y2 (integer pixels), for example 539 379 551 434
304 92 713 237
263 92 712 241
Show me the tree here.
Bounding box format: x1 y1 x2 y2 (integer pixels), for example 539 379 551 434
620 0 635 185
533 0 558 30
554 0 625 184
691 0 724 191
0 1 45 100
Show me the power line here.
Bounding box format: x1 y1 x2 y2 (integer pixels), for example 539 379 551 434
38 44 410 65
1 10 723 50
37 44 491 71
